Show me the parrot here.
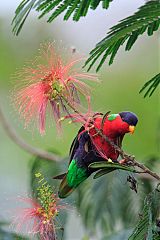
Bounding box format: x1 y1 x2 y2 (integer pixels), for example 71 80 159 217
54 111 138 198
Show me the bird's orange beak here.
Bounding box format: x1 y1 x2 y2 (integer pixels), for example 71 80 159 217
129 125 135 134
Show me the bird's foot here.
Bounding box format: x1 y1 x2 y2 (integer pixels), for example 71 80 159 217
126 155 135 161
107 158 113 163
119 159 127 164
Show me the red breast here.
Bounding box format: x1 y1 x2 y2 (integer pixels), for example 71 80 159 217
89 116 129 160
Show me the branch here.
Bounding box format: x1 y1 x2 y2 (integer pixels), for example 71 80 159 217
95 128 160 181
132 160 160 181
0 105 61 162
2 96 159 181
62 96 160 181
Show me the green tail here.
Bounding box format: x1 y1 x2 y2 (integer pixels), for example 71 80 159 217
58 159 88 198
58 175 75 198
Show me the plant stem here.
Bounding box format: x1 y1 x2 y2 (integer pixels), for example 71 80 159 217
0 105 61 162
63 97 160 181
94 127 160 181
133 160 160 181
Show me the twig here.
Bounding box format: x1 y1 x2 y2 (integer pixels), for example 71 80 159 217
95 128 160 181
0 105 61 162
62 97 160 181
132 160 160 181
1 96 159 181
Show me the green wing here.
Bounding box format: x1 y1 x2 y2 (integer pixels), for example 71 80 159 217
58 160 87 198
67 160 87 188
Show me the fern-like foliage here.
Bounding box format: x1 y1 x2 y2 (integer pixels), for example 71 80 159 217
128 186 160 240
12 0 113 35
76 171 144 236
139 73 160 98
85 0 160 71
12 0 38 35
75 156 160 238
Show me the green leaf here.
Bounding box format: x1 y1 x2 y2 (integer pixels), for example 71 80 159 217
89 161 136 173
85 0 160 71
128 187 160 240
139 73 160 98
93 168 115 179
12 0 113 35
153 231 160 240
12 0 37 35
30 151 65 197
76 171 144 235
47 0 73 23
64 0 80 20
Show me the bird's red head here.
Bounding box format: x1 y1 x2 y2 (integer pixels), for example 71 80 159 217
96 111 138 138
88 111 138 160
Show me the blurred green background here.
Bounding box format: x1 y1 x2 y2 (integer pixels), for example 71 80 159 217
0 0 159 239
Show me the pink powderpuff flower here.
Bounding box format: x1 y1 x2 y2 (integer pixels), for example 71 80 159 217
12 173 65 240
14 43 98 135
64 96 102 130
13 196 63 240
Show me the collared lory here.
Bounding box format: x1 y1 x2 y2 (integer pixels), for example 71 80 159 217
54 111 138 198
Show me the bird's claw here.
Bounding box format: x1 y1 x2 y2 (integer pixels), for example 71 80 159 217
128 155 135 160
108 158 113 163
119 159 127 164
